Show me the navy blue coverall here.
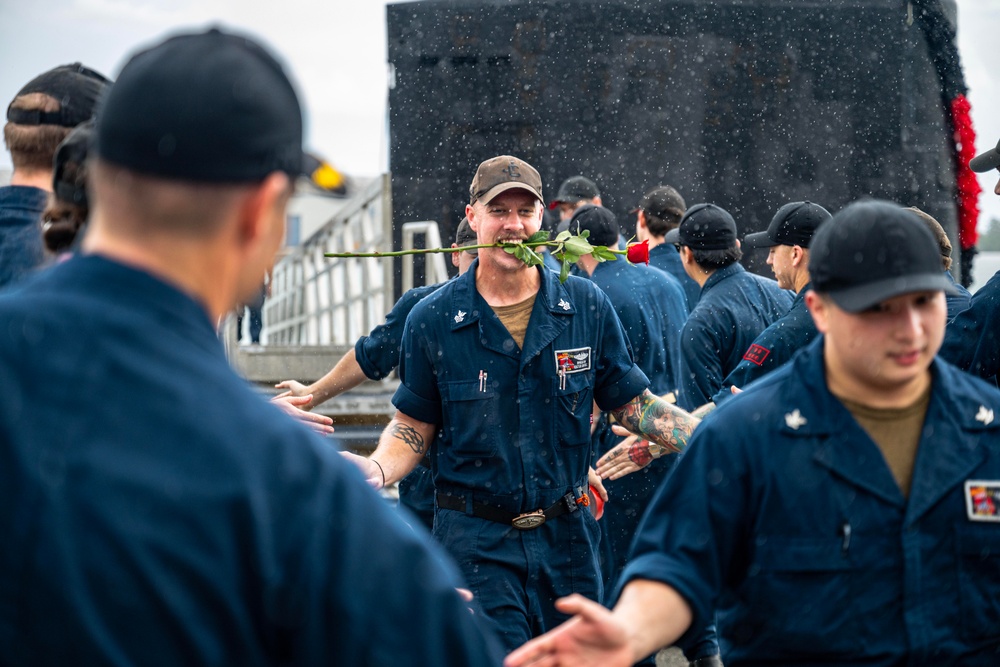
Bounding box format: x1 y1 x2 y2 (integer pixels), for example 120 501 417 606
393 260 648 653
622 338 1000 665
649 241 700 310
0 256 503 666
712 284 817 406
940 269 1000 383
0 184 48 289
356 281 445 530
676 262 792 410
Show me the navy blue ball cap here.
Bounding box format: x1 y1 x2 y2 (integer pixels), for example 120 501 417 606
95 27 306 182
809 200 958 313
663 203 737 250
744 201 832 249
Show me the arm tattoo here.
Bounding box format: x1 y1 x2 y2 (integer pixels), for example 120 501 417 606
390 422 426 455
611 389 698 458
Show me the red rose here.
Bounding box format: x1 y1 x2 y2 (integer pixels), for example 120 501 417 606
626 240 650 265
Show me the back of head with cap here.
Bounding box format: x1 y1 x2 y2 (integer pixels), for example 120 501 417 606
90 28 306 241
95 28 304 183
43 121 95 253
635 185 686 236
568 204 619 248
743 201 831 250
4 63 110 172
808 200 957 313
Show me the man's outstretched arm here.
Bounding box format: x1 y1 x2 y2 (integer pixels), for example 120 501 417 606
597 389 699 479
503 580 692 667
341 410 435 489
275 347 370 410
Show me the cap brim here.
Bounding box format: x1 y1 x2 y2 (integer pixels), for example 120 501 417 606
743 230 778 249
826 273 959 313
970 148 1000 173
663 228 681 244
478 182 543 205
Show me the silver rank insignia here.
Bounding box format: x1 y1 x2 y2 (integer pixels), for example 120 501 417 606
784 409 807 430
454 310 466 323
558 299 571 311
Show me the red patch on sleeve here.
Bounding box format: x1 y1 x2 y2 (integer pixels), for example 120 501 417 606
743 344 771 366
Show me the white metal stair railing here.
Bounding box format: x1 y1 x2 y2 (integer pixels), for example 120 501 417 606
264 174 394 346
260 175 451 347
400 221 449 293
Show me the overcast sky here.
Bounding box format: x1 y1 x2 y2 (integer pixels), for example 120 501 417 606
2 0 999 224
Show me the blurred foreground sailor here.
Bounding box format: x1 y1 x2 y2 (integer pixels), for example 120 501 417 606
0 28 502 666
506 201 1000 667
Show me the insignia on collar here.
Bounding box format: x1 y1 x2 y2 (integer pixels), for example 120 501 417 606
965 481 1000 522
557 298 571 311
975 405 994 425
454 310 466 324
784 409 807 430
555 347 592 374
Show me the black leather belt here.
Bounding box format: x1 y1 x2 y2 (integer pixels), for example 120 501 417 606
436 491 580 530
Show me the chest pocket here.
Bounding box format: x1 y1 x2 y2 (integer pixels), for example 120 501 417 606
731 537 860 656
552 372 594 449
442 380 499 457
955 524 1000 641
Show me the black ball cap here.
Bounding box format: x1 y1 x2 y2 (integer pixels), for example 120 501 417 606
7 63 110 128
970 137 1000 173
95 28 306 182
663 203 737 250
808 200 957 313
568 204 619 248
744 201 832 249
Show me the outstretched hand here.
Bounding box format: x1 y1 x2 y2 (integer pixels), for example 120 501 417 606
274 379 313 407
503 594 634 667
270 394 334 436
596 427 654 480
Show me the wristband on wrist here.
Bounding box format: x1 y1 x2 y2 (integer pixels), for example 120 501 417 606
371 459 386 489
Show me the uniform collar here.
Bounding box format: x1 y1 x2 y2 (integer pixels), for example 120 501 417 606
777 338 999 517
702 261 744 293
450 259 577 332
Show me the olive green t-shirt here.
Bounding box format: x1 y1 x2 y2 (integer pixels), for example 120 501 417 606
839 385 931 498
492 294 537 350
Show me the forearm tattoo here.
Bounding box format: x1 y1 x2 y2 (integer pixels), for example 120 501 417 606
390 422 426 455
611 389 698 458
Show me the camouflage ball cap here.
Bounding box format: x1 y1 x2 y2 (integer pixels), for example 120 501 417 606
469 155 543 205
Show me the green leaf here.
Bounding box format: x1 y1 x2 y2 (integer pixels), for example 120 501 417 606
503 245 517 255
559 258 571 283
527 230 550 244
563 236 594 256
555 230 572 242
521 246 544 266
592 246 619 262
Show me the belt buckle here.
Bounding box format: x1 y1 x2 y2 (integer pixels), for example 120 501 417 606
512 509 546 530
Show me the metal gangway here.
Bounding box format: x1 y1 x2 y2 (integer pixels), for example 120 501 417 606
226 174 449 449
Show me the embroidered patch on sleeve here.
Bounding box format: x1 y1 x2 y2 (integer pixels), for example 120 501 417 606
555 347 592 374
965 481 1000 522
743 344 771 366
